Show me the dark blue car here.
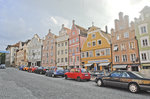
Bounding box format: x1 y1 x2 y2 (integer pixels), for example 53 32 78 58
45 68 65 77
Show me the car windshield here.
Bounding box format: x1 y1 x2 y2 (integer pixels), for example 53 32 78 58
132 72 144 78
81 69 88 73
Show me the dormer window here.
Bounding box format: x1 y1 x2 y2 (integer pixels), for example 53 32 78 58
92 33 96 39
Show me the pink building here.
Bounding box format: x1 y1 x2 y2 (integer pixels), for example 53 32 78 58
69 20 87 68
42 29 57 67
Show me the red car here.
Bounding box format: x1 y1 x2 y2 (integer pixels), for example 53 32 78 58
64 68 90 81
31 66 38 73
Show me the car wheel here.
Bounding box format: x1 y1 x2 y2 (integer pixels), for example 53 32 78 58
65 75 68 79
128 83 139 93
97 79 103 87
77 77 81 82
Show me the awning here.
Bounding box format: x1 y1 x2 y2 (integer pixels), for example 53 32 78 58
84 63 92 66
113 65 127 69
99 63 110 66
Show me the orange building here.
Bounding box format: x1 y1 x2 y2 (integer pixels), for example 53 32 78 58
81 25 111 71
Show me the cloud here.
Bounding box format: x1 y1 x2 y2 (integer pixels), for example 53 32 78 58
50 17 58 25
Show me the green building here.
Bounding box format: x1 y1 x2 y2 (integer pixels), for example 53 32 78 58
135 6 150 69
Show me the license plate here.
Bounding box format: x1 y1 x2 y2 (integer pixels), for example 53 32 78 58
85 74 88 76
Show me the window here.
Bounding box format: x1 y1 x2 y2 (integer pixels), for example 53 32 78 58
62 43 64 46
65 49 67 54
95 50 100 56
73 32 75 35
61 50 63 55
51 59 53 63
58 44 60 47
69 40 71 44
51 46 53 50
115 56 119 62
81 52 84 58
140 26 147 34
98 40 101 45
100 49 105 56
116 35 120 40
51 52 53 56
58 58 60 63
121 44 126 50
129 42 135 49
92 33 96 38
122 72 130 78
86 52 89 57
61 58 63 62
130 54 136 62
142 39 148 46
65 42 67 46
87 42 91 47
122 55 127 62
110 72 122 77
70 58 72 62
92 41 96 46
124 32 129 38
58 51 60 55
65 57 67 62
106 48 110 55
51 39 53 43
76 38 79 42
76 56 79 61
89 51 93 57
113 45 118 51
76 47 79 52
141 53 147 61
69 49 72 53
73 39 75 43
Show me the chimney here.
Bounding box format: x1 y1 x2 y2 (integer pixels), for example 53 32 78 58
62 24 64 28
115 19 119 32
119 12 123 21
49 29 51 33
111 28 115 36
124 15 129 28
105 25 108 33
72 20 75 25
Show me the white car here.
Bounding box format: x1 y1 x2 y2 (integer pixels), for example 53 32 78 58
0 64 6 69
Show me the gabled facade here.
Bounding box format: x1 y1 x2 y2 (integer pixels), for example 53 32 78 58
56 24 70 69
27 34 43 66
68 20 87 68
135 6 150 69
81 25 111 71
5 42 19 67
111 12 140 71
16 40 30 66
42 30 57 67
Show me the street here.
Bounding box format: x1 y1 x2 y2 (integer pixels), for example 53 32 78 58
0 68 150 99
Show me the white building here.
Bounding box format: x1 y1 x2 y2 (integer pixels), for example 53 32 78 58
27 34 43 66
56 24 70 69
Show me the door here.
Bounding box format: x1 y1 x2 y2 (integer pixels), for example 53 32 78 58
104 71 122 87
119 72 131 88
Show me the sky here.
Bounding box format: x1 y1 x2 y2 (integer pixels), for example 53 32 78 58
0 0 150 51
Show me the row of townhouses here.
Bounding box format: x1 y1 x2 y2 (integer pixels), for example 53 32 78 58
5 6 150 71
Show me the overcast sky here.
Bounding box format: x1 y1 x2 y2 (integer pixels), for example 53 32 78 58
0 0 150 51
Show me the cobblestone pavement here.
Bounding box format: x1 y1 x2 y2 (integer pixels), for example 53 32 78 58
0 68 150 99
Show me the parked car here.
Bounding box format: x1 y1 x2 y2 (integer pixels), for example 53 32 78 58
34 67 43 74
31 66 38 73
45 67 64 77
23 66 29 71
64 68 91 81
0 64 6 69
19 65 25 70
95 70 150 93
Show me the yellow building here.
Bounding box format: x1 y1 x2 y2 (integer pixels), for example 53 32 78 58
81 25 112 71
